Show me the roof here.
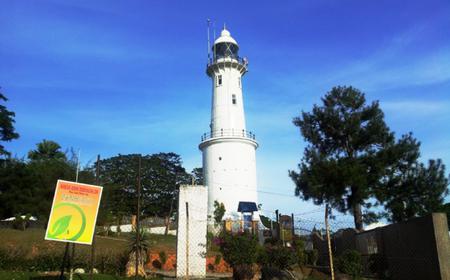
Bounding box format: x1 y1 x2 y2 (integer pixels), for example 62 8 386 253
214 28 238 46
238 201 258 212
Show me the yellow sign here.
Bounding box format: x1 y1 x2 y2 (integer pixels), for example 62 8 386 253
45 180 103 245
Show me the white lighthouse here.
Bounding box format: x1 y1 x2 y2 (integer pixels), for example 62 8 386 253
199 27 259 222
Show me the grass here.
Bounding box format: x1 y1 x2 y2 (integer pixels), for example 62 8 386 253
0 228 176 256
0 270 162 280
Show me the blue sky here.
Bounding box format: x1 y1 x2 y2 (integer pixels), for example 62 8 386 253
1 0 450 223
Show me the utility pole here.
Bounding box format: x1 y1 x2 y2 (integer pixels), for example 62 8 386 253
135 155 141 279
325 204 335 280
185 202 189 280
291 213 295 239
69 149 81 280
275 209 279 240
90 155 100 280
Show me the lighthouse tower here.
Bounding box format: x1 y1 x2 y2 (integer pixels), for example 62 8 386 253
199 27 258 221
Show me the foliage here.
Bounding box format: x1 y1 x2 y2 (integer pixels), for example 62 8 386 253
336 249 363 279
218 232 261 267
376 134 449 222
291 86 450 229
128 229 150 256
97 153 190 229
214 254 222 265
306 249 319 266
28 140 66 161
264 246 298 270
0 140 89 220
259 215 274 229
191 167 203 185
0 90 19 158
12 214 32 231
213 200 226 225
158 251 167 265
290 86 395 230
293 237 307 265
0 245 130 276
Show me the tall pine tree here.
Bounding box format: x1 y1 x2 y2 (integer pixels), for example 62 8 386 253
290 86 394 230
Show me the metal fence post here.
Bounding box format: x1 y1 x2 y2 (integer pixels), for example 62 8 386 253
185 202 189 280
325 204 335 280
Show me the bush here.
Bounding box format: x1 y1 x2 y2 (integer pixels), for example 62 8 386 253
158 251 167 265
306 249 319 266
336 249 362 279
218 232 262 280
219 232 260 267
95 250 129 275
214 254 222 265
265 246 298 270
293 236 307 266
12 214 31 231
29 252 61 272
0 247 27 270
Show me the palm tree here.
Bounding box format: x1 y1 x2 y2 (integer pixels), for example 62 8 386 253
28 140 66 161
127 229 150 277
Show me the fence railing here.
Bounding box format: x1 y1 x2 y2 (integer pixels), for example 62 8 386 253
200 129 256 142
207 55 248 68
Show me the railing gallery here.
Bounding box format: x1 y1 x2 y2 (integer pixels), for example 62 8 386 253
207 55 248 67
201 129 256 142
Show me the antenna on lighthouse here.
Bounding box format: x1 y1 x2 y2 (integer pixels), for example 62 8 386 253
213 20 216 60
207 19 211 63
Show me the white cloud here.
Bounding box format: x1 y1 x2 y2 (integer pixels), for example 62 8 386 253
382 100 450 115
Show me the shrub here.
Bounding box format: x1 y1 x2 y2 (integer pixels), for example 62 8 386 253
29 252 61 272
218 232 261 280
266 246 298 270
219 232 260 267
12 214 31 231
0 247 27 270
336 249 362 279
214 254 222 265
293 236 307 265
306 249 319 266
158 251 167 265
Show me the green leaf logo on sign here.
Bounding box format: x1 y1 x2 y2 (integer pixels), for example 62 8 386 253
48 202 86 241
51 215 72 237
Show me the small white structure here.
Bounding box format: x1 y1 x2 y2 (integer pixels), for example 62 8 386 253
176 185 208 278
199 27 259 221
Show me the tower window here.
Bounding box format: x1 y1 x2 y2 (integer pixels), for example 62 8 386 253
232 94 237 105
217 75 222 86
238 77 241 88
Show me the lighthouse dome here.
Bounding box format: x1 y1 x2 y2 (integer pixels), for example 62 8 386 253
213 27 239 59
214 28 238 46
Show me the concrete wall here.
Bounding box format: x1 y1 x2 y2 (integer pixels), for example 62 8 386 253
176 185 208 278
322 213 450 280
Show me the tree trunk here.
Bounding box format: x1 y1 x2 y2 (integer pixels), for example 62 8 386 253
352 203 364 231
164 216 170 235
165 197 175 235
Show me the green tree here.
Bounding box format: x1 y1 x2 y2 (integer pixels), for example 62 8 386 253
0 90 19 158
97 154 140 232
213 200 226 225
376 134 449 222
0 159 34 218
28 140 66 161
289 86 394 230
144 153 190 234
0 140 80 221
98 153 190 235
191 167 203 185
